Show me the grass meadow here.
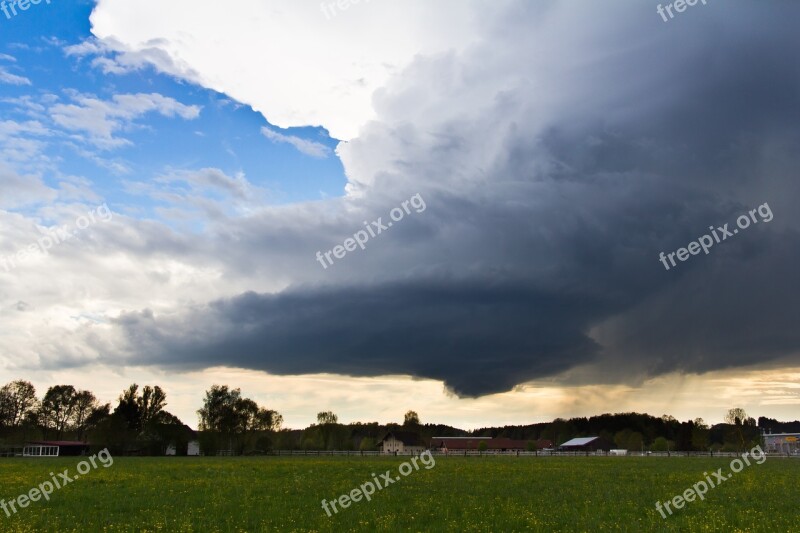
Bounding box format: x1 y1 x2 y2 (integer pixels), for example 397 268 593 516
0 455 796 532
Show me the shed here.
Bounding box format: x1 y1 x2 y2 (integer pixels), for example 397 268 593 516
23 441 90 457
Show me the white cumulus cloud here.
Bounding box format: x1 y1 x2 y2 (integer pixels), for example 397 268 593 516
89 0 508 141
49 92 201 149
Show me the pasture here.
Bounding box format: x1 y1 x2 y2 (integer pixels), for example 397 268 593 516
0 455 795 532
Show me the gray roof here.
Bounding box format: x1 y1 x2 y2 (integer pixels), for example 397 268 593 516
560 437 599 447
380 431 425 446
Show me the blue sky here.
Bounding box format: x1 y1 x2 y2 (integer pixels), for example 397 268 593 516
1 0 346 225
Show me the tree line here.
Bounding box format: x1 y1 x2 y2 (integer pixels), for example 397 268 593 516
474 409 765 452
0 380 281 456
1 379 786 455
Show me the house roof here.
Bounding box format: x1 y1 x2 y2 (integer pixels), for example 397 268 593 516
160 423 199 438
379 431 425 446
559 437 599 447
26 441 90 447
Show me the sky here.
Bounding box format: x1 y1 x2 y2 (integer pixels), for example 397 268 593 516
1 0 799 430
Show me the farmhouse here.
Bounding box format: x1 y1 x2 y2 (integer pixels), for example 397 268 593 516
378 431 426 454
558 436 613 452
23 441 90 457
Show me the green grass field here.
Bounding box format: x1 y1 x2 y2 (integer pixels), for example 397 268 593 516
0 455 795 532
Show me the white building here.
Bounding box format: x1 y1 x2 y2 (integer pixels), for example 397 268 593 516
763 432 800 454
378 431 426 455
23 441 89 457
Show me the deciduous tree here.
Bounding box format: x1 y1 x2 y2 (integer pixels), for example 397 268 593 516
403 410 420 426
40 385 78 439
0 380 38 427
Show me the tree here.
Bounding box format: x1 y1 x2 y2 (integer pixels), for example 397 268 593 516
71 390 100 439
359 437 376 452
87 410 129 456
40 385 78 439
114 384 142 431
232 397 283 453
114 384 172 431
725 408 748 426
0 388 9 426
235 398 259 433
315 411 341 450
691 418 710 451
478 441 488 455
105 384 182 454
650 436 671 452
317 411 338 425
198 386 239 433
724 408 749 451
0 380 38 427
403 410 420 426
139 385 167 427
197 385 283 454
614 429 644 451
301 431 324 450
257 408 283 432
85 404 111 431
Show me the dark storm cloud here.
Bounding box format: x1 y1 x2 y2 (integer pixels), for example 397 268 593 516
85 1 800 394
111 280 605 396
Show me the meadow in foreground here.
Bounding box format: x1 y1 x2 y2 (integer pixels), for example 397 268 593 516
0 456 796 532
